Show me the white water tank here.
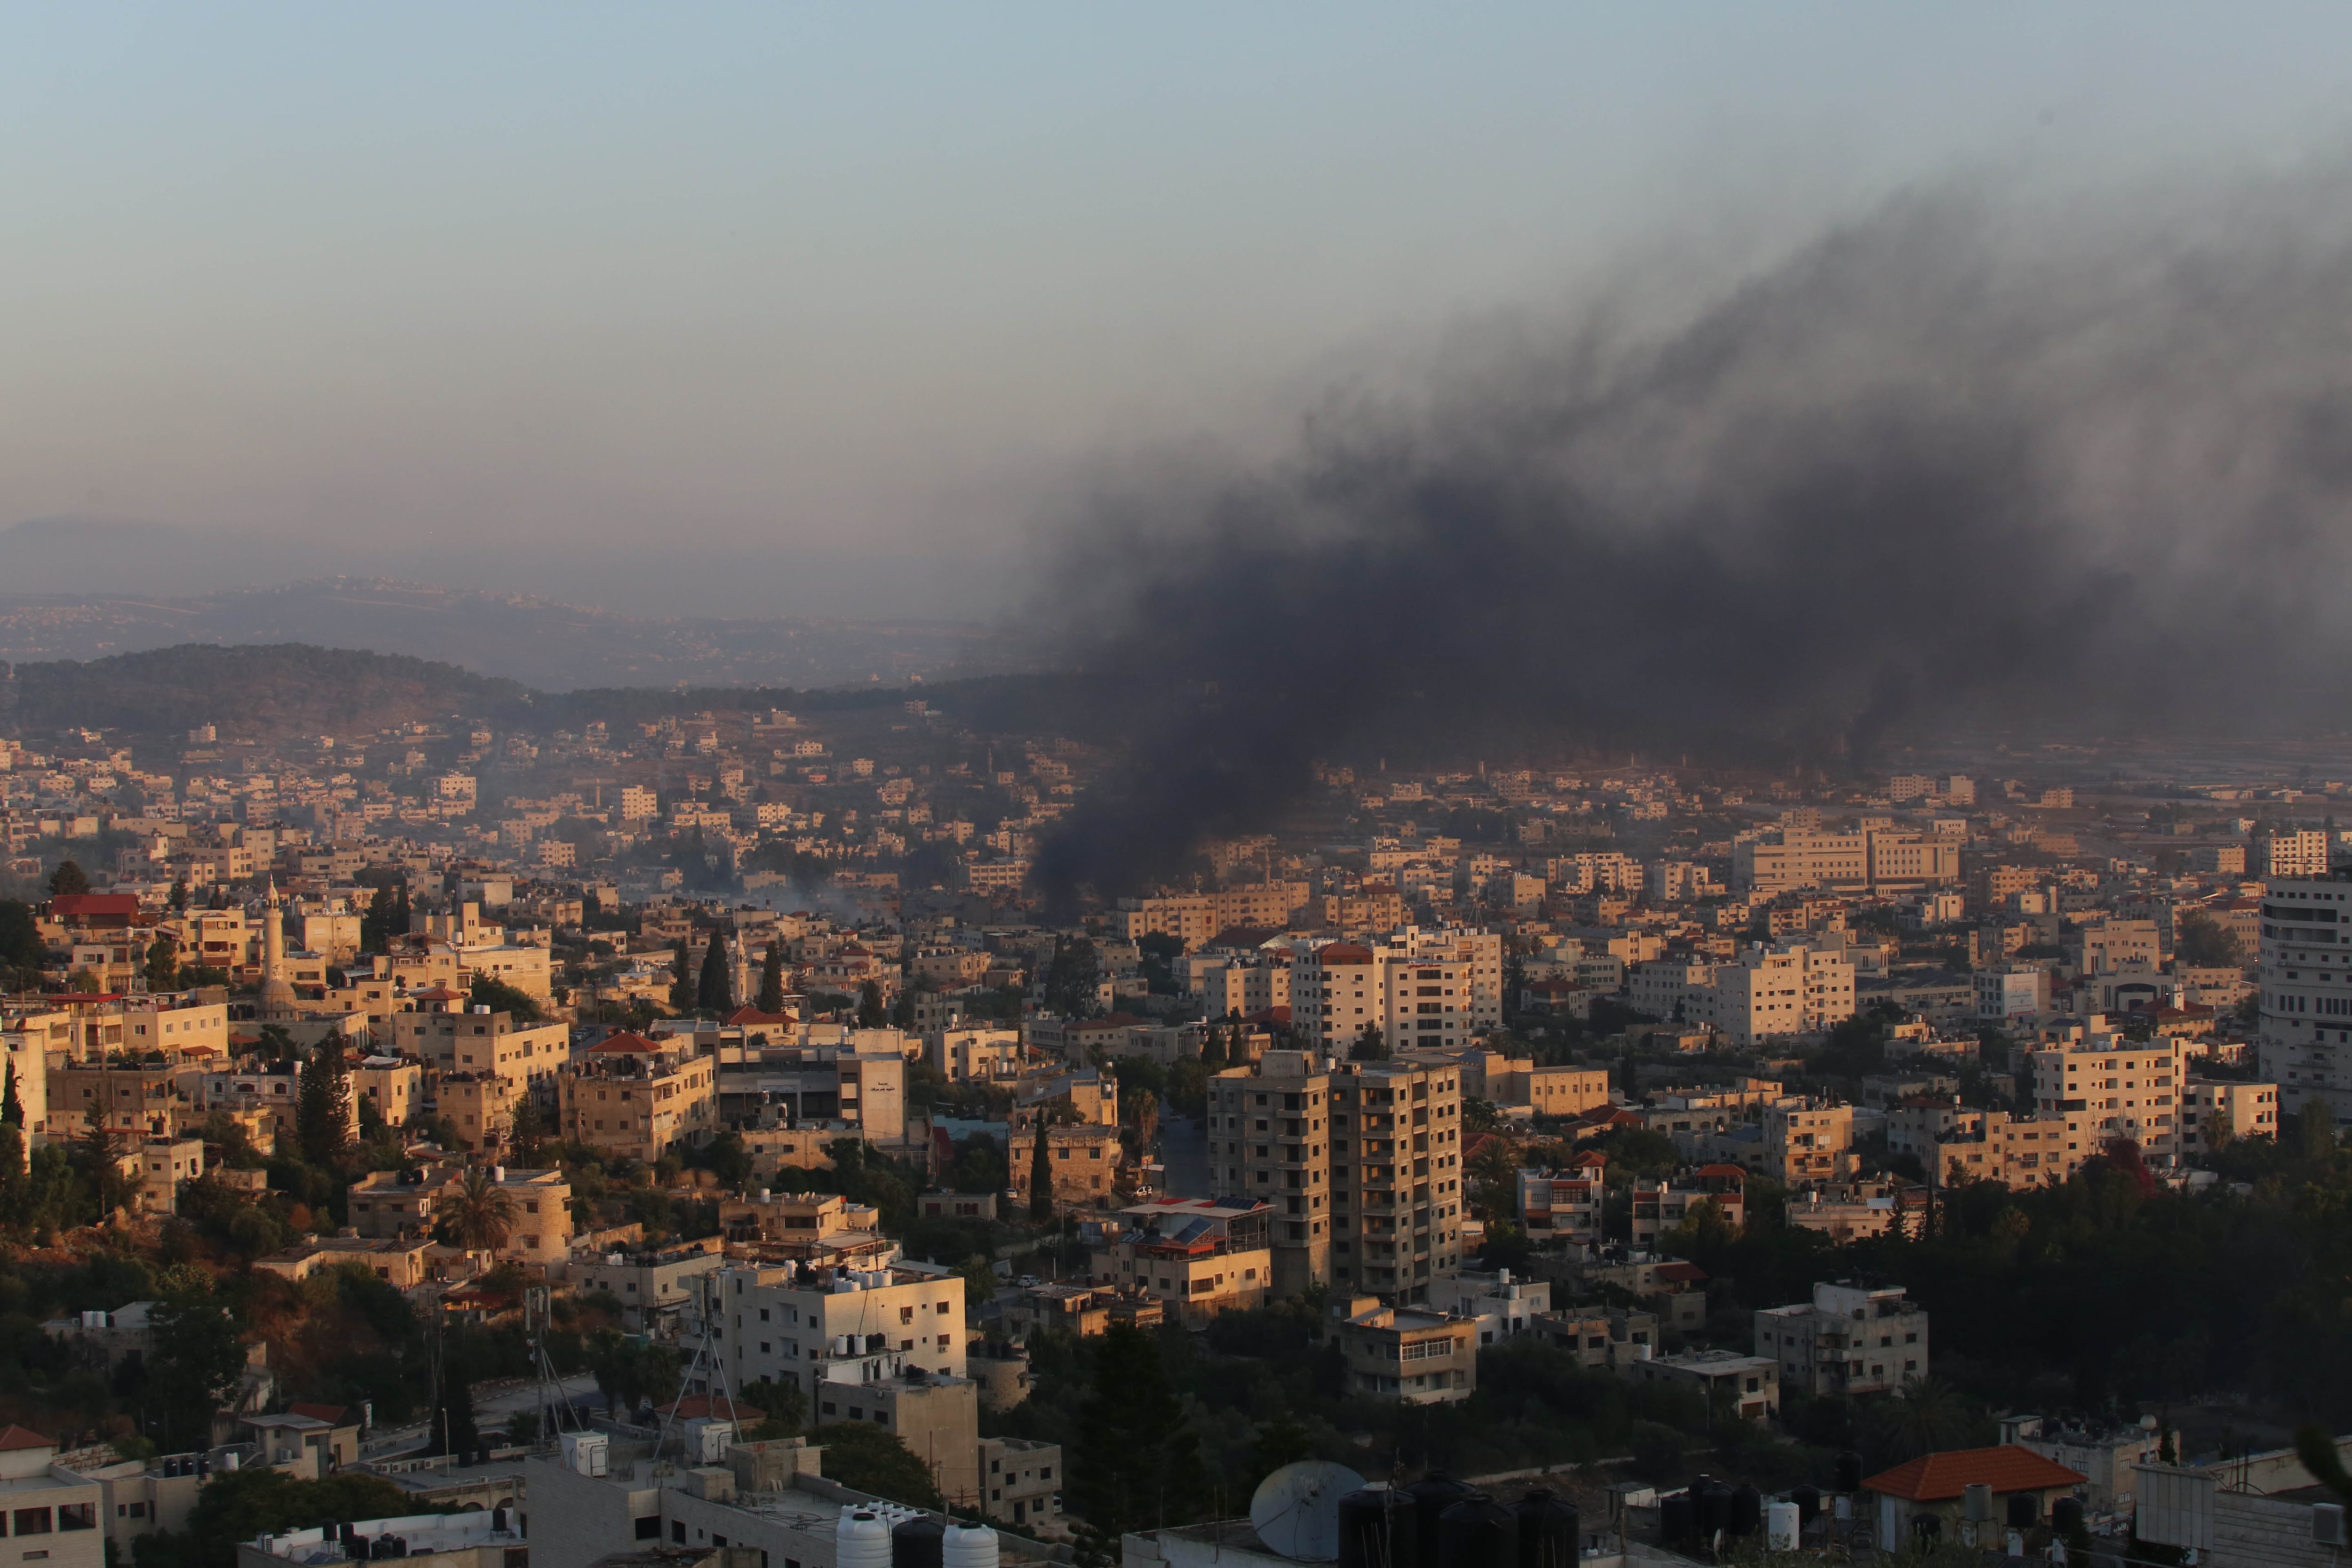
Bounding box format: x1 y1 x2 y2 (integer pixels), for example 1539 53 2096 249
1765 1502 1799 1551
838 1508 892 1568
942 1525 1000 1568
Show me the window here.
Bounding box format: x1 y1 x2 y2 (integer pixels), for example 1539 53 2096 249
15 1510 52 1536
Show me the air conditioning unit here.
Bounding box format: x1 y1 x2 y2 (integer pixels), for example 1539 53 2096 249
2315 1503 2348 1547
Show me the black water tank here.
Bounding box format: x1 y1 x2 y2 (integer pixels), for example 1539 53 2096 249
2007 1492 2040 1529
891 1515 946 1568
2053 1497 2085 1536
1337 1485 1418 1568
1789 1485 1821 1527
1437 1497 1516 1568
1835 1451 1863 1493
1406 1473 1478 1568
1696 1483 1732 1541
1509 1488 1577 1568
1728 1485 1762 1538
1658 1493 1696 1545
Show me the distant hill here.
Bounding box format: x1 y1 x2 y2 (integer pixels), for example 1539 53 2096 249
0 642 1109 746
0 576 1039 691
6 645 537 739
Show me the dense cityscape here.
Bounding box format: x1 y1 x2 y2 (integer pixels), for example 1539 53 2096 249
1 662 2348 1566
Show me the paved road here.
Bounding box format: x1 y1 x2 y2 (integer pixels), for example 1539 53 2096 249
362 1373 603 1456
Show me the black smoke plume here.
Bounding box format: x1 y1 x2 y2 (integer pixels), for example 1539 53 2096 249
1031 174 2352 902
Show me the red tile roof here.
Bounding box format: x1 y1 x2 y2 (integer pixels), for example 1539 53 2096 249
1652 1261 1709 1285
1863 1446 2087 1503
723 1007 797 1026
1315 943 1375 963
0 1425 54 1452
287 1402 351 1426
588 1030 661 1053
50 894 142 919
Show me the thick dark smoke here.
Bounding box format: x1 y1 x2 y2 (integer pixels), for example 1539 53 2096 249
1031 174 2352 901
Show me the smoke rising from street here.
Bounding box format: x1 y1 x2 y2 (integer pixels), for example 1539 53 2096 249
1030 171 2352 901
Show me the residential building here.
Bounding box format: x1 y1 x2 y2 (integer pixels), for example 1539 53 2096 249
1930 1109 2091 1190
0 1426 112 1568
1999 1414 2160 1514
1430 1267 1551 1345
1289 927 1506 1054
2134 1433 2352 1568
1013 1123 1125 1211
253 1235 434 1289
2259 830 2333 879
1206 1049 1468 1300
1859 1448 2087 1554
1330 1302 1476 1404
390 1002 567 1095
1762 1102 1856 1185
2180 1077 2280 1153
2257 874 2352 1127
569 1243 726 1334
976 1436 1061 1531
352 1056 425 1132
1515 1158 1608 1250
683 1258 967 1399
1089 1197 1273 1326
1974 965 2050 1023
1527 1306 1660 1370
1698 942 1856 1048
715 1192 888 1266
1734 830 1959 894
1621 1350 1780 1421
347 1165 572 1258
2026 1020 2187 1159
1115 883 1312 948
235 1504 523 1568
1754 1281 1930 1399
557 1032 718 1161
929 1027 1023 1083
1629 1166 1746 1247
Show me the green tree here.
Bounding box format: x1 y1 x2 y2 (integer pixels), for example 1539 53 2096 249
757 940 787 1012
428 1370 482 1458
296 1033 352 1167
1350 1023 1388 1061
434 1166 519 1251
2174 910 2241 968
147 1468 423 1568
2301 1104 2341 1162
669 939 694 1013
698 937 733 1012
470 973 543 1021
1029 1113 1053 1220
1 1057 20 1126
48 859 91 896
702 1131 754 1191
78 1102 136 1215
1865 1375 1968 1465
1248 1413 1313 1481
146 935 181 993
857 979 886 1028
509 1097 546 1165
148 1289 247 1452
0 899 43 985
953 1254 1000 1317
168 877 190 914
1043 936 1101 1019
804 1421 943 1508
1199 1023 1228 1070
1066 1322 1206 1562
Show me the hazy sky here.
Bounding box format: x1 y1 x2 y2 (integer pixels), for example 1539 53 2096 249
6 4 2352 612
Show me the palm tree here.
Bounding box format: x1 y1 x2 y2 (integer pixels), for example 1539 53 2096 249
1868 1374 1966 1464
436 1166 519 1252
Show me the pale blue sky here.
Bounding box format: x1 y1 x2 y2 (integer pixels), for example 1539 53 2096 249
4 4 2351 610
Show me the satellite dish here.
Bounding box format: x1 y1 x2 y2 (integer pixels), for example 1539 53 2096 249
1250 1459 1367 1561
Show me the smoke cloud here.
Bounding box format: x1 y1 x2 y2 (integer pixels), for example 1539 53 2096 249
1030 170 2352 901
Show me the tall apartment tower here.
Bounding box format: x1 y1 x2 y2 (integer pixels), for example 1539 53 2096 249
1207 1048 1467 1302
2258 874 2352 1127
1292 926 1505 1055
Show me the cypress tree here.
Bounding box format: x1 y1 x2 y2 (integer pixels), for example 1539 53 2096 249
757 940 786 1012
670 939 695 1012
698 937 733 1012
1029 1113 1053 1221
1 1058 19 1126
296 1033 352 1166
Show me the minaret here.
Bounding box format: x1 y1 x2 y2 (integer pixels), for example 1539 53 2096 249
259 877 296 1018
